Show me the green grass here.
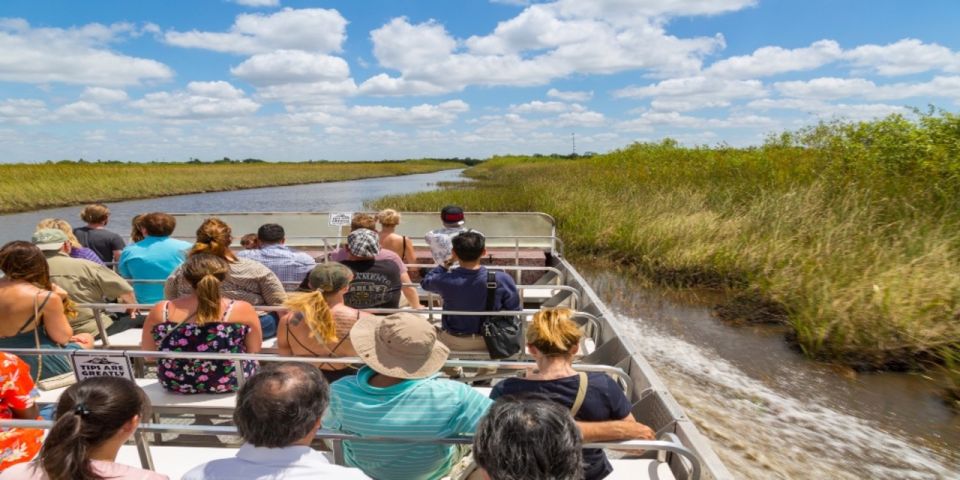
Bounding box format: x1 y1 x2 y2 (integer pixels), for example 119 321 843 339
373 111 960 401
0 160 462 213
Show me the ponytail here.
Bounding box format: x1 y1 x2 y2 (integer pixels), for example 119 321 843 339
526 308 583 356
41 410 90 480
182 253 230 325
284 291 337 343
192 217 237 261
195 273 223 325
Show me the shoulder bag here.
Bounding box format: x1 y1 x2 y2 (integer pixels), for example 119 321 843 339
480 271 523 359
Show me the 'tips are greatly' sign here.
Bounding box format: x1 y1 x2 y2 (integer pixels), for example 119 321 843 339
329 212 354 227
70 351 135 381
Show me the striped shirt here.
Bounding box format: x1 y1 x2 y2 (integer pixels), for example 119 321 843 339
165 257 286 306
325 366 492 480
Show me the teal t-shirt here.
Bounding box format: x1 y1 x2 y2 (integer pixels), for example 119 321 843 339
325 366 492 480
118 236 191 304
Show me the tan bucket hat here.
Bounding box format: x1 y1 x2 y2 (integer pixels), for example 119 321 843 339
350 312 450 379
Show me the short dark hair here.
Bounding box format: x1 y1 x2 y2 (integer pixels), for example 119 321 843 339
257 223 285 244
452 230 485 262
234 362 329 448
474 394 584 480
140 212 177 237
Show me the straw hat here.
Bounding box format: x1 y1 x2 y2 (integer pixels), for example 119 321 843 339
350 312 450 379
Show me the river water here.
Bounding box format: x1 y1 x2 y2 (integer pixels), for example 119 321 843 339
1 169 957 478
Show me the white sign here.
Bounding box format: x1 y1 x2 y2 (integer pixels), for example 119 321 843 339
329 212 354 227
71 351 135 381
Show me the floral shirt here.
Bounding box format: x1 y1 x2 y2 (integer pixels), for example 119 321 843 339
0 354 42 470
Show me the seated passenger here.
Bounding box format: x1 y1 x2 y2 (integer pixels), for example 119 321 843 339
182 363 369 480
239 233 259 250
1 377 167 480
0 241 94 380
118 212 192 304
0 353 43 471
424 205 467 266
36 218 104 265
32 229 137 337
73 203 125 264
325 313 492 480
129 214 145 244
333 229 404 309
278 262 375 383
377 209 416 267
236 223 316 284
142 253 262 394
490 308 655 480
421 230 520 354
474 394 583 480
165 217 286 339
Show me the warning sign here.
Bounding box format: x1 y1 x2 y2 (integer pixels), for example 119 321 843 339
71 351 134 381
329 212 353 227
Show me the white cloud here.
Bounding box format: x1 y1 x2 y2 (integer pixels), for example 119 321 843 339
510 101 572 114
254 80 358 105
357 74 450 96
55 101 105 121
0 99 48 125
164 8 346 55
844 39 960 76
81 87 128 104
775 77 877 100
231 50 351 85
230 0 280 7
0 19 173 86
131 81 260 119
774 76 960 102
554 110 606 127
615 76 766 111
350 100 470 126
547 88 593 102
617 111 775 132
706 40 842 78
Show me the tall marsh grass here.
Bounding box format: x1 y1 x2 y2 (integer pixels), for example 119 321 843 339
0 160 461 213
374 111 960 398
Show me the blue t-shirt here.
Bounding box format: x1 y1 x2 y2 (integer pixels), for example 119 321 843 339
491 372 632 480
325 366 493 480
420 266 520 335
118 236 192 304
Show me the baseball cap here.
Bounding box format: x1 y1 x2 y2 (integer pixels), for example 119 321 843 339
32 229 69 251
441 205 465 226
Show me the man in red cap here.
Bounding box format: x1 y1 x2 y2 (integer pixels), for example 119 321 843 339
424 205 467 267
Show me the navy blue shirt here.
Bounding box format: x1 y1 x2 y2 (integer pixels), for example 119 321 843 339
420 266 520 335
491 372 632 480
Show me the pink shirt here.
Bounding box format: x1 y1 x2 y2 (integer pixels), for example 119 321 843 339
329 247 406 274
1 460 169 480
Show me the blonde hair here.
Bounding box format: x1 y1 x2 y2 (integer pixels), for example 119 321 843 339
80 204 110 224
182 254 229 325
377 209 401 227
526 308 583 356
284 292 338 343
350 213 376 231
192 217 236 261
36 218 82 249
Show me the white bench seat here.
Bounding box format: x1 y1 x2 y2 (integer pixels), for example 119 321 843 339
39 378 238 414
608 459 676 480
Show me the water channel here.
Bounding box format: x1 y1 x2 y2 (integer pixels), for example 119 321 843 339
1 168 957 478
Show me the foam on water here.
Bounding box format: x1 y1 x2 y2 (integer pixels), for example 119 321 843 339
613 313 958 480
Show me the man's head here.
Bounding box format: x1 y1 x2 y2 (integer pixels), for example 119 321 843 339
256 223 285 246
139 212 177 237
440 205 465 227
451 230 485 262
474 394 584 480
350 312 450 379
234 362 329 448
32 228 70 253
80 203 110 226
347 228 380 258
351 213 377 231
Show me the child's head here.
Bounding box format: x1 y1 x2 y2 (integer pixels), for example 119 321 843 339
240 233 259 249
451 230 485 262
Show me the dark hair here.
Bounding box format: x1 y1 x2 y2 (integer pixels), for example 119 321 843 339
182 253 230 325
79 204 110 224
140 212 177 237
234 362 330 448
257 223 285 244
40 377 150 480
452 230 485 262
240 233 259 249
474 394 584 480
0 241 51 287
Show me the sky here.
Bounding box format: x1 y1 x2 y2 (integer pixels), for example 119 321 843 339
1 0 958 163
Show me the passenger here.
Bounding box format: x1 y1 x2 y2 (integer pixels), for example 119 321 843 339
278 263 375 383
325 313 492 480
182 362 370 479
490 308 655 480
129 214 145 244
0 241 93 380
0 353 43 471
32 229 137 338
73 203 125 264
421 230 520 356
0 377 167 480
332 229 403 309
36 218 104 266
236 223 316 284
165 217 286 339
142 253 262 394
329 214 421 308
473 394 584 480
377 209 416 265
424 205 467 266
239 233 259 250
118 212 192 304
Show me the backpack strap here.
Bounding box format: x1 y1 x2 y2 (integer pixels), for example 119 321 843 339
485 270 497 312
570 372 589 417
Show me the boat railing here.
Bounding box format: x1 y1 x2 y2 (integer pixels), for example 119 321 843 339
0 419 700 480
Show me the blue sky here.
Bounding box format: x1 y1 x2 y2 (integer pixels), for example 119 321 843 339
1 0 958 163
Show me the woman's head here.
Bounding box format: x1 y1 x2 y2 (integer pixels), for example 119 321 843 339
307 262 353 293
41 377 150 480
130 215 145 243
0 241 51 288
192 217 235 261
182 253 230 324
377 209 401 228
526 308 583 357
36 218 83 249
285 263 354 343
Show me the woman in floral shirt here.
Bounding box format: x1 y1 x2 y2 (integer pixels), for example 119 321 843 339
141 253 262 394
0 353 42 470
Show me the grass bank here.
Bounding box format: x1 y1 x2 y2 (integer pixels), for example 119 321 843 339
373 111 960 400
0 160 462 214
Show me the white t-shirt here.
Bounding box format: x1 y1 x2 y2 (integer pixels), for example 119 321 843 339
181 444 370 480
